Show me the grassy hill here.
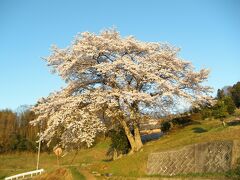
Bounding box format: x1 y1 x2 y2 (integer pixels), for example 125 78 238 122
1 110 240 179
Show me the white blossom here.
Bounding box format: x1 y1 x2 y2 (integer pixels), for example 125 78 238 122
31 28 212 149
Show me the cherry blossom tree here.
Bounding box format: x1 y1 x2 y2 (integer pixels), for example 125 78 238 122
31 29 212 152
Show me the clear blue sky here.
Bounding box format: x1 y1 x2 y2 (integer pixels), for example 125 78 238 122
0 0 240 110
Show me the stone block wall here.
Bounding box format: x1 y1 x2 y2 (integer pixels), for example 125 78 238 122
147 140 240 175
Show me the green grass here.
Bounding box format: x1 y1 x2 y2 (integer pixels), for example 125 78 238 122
90 115 240 178
1 112 240 179
68 167 85 180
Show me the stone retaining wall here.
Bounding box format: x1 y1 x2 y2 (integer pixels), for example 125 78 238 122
147 140 240 175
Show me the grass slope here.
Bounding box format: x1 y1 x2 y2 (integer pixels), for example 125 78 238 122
0 112 240 179
91 116 240 178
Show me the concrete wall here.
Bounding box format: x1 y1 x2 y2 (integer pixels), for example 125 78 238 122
147 140 240 175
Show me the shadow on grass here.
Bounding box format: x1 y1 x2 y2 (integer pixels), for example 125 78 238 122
141 132 164 143
192 127 208 133
102 158 112 162
227 120 240 126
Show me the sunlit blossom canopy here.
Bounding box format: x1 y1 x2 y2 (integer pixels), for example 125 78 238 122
31 29 212 149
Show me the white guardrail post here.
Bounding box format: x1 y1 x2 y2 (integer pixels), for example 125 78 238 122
5 169 44 180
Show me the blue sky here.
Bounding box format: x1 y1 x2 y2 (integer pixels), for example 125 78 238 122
0 0 240 110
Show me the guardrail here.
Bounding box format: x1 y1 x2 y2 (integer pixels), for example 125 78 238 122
5 169 44 180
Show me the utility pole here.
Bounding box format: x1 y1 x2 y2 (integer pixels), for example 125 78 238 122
36 138 41 170
36 123 42 170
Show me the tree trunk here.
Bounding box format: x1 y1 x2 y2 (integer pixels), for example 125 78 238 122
119 119 143 153
133 122 143 151
113 148 118 160
119 120 137 152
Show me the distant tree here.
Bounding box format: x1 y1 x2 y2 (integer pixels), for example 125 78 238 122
0 109 17 152
212 100 228 126
201 107 212 119
31 29 213 153
223 96 236 115
217 89 225 99
230 82 240 108
18 110 38 141
0 108 42 153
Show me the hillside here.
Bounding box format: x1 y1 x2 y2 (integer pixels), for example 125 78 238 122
1 110 240 179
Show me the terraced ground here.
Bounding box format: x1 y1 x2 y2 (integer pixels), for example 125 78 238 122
1 110 240 179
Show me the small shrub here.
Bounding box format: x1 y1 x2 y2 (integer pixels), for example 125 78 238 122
161 121 171 132
234 109 240 116
172 116 192 126
190 113 202 121
212 100 228 120
107 127 130 157
201 108 212 119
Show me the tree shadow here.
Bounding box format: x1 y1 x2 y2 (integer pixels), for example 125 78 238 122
172 118 201 127
102 158 112 162
227 120 240 126
192 127 208 133
141 132 164 143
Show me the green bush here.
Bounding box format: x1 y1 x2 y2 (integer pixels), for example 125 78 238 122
212 100 228 120
223 96 236 115
107 127 130 157
161 121 171 132
200 108 212 119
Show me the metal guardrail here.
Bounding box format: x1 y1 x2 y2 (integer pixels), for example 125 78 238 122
5 169 44 180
